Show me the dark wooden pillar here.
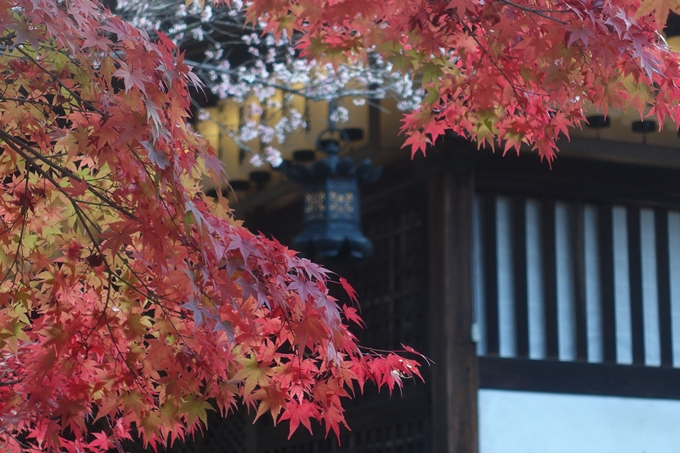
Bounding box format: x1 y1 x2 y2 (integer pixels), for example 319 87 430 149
429 146 479 453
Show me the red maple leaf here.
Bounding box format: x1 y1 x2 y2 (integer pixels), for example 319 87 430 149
339 277 358 304
279 400 319 438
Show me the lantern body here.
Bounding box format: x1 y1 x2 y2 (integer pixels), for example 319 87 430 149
294 177 372 259
279 137 380 259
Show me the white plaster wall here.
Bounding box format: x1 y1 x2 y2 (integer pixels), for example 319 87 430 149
479 389 680 453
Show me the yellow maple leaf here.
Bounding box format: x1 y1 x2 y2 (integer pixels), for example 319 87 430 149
232 354 274 394
636 0 680 31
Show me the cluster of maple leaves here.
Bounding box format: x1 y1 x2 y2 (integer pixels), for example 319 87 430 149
5 0 680 450
0 0 423 452
245 0 680 162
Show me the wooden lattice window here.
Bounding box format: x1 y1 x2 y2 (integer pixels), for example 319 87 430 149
126 408 248 453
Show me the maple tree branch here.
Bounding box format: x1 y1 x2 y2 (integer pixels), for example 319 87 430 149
0 144 114 306
189 98 264 160
476 35 527 110
66 200 158 396
4 431 37 452
499 0 573 14
13 46 107 117
0 172 29 287
114 153 236 369
0 129 138 220
113 146 237 358
0 96 54 107
498 0 569 24
0 137 161 345
456 19 534 136
186 60 398 100
64 192 212 371
0 214 22 237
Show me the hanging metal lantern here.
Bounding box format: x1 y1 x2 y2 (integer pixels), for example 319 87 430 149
279 134 380 259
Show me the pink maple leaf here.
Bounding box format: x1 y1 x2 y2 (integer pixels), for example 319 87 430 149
113 61 152 94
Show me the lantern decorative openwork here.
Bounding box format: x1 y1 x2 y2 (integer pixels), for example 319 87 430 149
279 132 381 259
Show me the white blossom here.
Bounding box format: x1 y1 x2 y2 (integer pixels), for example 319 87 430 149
191 27 204 41
246 103 263 116
264 146 283 167
249 154 264 167
200 5 212 22
258 125 275 143
330 106 349 124
198 109 210 121
239 120 259 142
115 0 421 159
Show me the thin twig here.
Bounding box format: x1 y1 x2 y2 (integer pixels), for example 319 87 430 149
15 46 108 117
0 129 138 220
498 0 570 24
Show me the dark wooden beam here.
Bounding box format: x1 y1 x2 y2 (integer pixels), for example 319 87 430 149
482 195 499 356
479 357 680 400
541 200 559 359
428 146 478 453
627 206 645 365
512 198 529 358
474 151 680 209
598 205 618 363
656 208 673 367
555 136 680 170
570 203 588 361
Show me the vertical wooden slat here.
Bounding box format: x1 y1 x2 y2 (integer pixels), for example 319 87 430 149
598 205 617 363
541 200 559 359
512 198 529 358
482 195 499 356
656 208 673 367
627 206 645 365
570 203 588 361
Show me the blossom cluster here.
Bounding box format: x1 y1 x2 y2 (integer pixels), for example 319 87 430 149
116 0 423 167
